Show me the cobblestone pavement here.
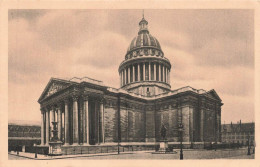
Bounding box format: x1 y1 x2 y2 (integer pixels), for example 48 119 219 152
8 148 254 160
8 154 31 160
73 148 254 159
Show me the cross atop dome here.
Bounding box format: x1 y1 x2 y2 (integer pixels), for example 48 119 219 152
138 10 149 35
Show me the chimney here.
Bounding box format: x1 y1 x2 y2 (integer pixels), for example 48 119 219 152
239 120 242 131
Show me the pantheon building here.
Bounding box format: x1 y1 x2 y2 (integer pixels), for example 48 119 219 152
38 16 223 148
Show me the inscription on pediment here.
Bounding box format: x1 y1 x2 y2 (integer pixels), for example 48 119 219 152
46 82 65 97
84 87 104 95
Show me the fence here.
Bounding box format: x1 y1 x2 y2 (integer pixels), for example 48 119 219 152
61 145 156 155
10 142 253 156
204 142 242 150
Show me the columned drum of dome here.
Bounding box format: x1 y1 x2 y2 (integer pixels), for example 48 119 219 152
118 17 172 96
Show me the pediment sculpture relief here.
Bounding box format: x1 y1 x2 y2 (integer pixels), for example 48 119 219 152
46 83 64 97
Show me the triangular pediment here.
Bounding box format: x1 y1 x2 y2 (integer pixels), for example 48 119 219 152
38 78 73 102
206 89 222 101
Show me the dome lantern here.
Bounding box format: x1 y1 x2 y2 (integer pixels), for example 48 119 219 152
138 17 149 35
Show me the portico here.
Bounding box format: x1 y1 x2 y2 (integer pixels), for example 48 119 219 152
39 84 105 146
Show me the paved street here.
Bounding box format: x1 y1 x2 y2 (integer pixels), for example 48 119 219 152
9 154 31 160
9 148 254 160
73 148 254 159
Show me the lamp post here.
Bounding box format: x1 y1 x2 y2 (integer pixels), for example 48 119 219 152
178 123 184 160
34 143 37 158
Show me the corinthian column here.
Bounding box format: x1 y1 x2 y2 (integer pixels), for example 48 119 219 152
200 109 204 142
168 69 171 84
123 71 125 86
133 65 135 82
128 66 131 83
148 62 151 81
64 99 69 145
100 100 105 143
143 63 145 81
120 71 122 87
83 95 89 145
83 96 90 145
40 109 44 145
162 65 165 82
154 63 156 81
50 106 55 139
137 63 140 81
57 102 62 141
45 108 49 145
122 71 124 85
82 96 86 144
96 101 100 144
158 64 161 81
73 96 79 145
124 68 127 84
165 67 168 83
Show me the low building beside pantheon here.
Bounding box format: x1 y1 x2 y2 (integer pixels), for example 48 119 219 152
38 16 223 149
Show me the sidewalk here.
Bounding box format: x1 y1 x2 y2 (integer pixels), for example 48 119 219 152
8 151 134 160
8 148 254 160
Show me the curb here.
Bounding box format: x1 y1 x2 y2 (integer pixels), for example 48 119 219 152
9 152 134 160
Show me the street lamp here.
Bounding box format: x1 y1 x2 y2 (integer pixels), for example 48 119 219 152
178 123 184 160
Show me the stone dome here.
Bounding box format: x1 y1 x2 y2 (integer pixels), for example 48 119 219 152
125 17 164 60
127 33 162 53
118 16 172 97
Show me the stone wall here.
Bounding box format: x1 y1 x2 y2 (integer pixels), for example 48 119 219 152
120 109 128 142
119 108 146 142
104 99 146 143
145 110 155 142
101 91 221 144
181 106 190 142
104 107 117 142
128 110 135 141
193 106 200 142
204 109 216 142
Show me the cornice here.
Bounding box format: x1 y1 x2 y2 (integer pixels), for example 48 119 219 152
122 81 171 91
118 56 171 72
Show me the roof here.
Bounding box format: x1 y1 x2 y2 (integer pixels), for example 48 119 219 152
38 77 104 102
221 122 254 133
39 76 221 103
125 17 164 60
8 124 41 131
127 33 162 53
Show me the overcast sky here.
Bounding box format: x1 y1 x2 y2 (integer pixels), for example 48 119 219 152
8 9 254 125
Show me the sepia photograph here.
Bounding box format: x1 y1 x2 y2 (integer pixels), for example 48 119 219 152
2 4 258 164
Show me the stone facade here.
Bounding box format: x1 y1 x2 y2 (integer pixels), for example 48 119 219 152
221 121 254 145
38 79 222 145
8 124 41 152
38 16 223 147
